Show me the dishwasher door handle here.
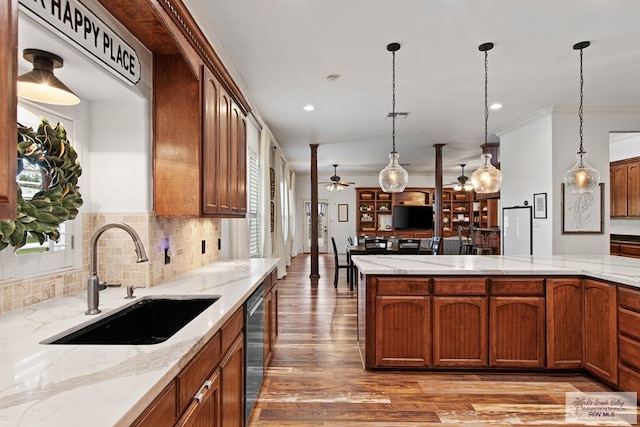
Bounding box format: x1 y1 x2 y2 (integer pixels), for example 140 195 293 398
248 296 264 316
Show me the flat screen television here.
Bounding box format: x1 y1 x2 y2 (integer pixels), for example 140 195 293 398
392 205 434 230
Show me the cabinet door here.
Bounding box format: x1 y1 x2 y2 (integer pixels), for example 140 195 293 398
611 164 628 217
0 0 17 220
584 280 618 385
375 296 431 367
228 102 247 215
264 286 274 367
490 297 545 368
218 88 231 213
132 380 177 427
221 333 244 427
627 162 640 217
202 67 220 215
433 297 488 367
176 369 221 427
546 279 583 368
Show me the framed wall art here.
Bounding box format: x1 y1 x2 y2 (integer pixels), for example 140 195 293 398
338 204 348 222
561 183 604 234
533 193 547 219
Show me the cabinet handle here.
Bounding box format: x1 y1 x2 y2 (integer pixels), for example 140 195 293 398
194 380 213 403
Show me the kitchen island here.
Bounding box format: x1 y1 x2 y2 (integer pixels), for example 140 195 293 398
0 258 278 426
352 254 640 394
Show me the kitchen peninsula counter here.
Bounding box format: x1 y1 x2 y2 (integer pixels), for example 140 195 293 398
352 254 640 392
0 258 278 426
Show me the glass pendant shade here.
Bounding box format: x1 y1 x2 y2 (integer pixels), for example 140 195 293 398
379 151 408 193
470 153 502 194
563 152 600 193
18 50 80 106
326 182 344 192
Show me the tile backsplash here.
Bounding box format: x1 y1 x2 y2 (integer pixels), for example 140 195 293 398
0 213 221 314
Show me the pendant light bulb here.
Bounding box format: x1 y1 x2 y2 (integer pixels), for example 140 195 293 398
563 41 599 194
379 42 408 193
471 42 502 194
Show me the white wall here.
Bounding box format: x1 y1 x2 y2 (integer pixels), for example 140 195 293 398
499 110 554 255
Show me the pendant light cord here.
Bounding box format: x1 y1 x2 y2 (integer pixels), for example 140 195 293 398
484 48 489 147
578 47 584 154
391 49 396 153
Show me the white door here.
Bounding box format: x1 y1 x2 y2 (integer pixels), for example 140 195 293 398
303 200 329 253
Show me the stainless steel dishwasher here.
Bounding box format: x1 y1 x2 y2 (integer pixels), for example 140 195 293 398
244 283 264 422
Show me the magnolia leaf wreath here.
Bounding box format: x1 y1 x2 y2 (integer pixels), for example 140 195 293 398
0 119 83 251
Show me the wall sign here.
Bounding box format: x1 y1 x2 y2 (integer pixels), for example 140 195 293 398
19 0 141 85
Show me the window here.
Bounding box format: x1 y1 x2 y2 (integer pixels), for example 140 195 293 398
248 148 260 257
0 103 78 280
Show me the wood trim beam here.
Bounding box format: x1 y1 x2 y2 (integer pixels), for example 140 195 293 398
433 144 444 253
310 144 320 281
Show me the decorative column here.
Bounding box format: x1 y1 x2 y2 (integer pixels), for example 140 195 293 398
309 144 320 283
434 144 444 253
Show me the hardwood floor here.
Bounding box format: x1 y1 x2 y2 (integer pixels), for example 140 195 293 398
248 253 615 426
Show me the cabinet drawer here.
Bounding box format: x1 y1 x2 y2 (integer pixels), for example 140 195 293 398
375 277 430 295
490 278 545 296
619 308 640 341
619 335 640 370
618 364 640 395
619 287 640 312
620 243 640 258
222 307 244 353
177 332 222 413
432 278 487 295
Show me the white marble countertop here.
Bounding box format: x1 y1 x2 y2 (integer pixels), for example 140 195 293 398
0 258 279 427
351 254 640 288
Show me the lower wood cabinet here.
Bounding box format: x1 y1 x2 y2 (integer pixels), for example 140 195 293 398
546 278 583 368
618 286 640 395
132 380 177 427
372 277 431 368
489 296 545 368
176 369 221 427
432 278 488 367
584 279 618 385
221 334 244 427
264 268 279 368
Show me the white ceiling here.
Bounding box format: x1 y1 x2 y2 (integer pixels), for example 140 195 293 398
184 0 640 182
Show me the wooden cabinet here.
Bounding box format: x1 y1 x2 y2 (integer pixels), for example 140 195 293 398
473 198 499 228
617 287 640 395
546 278 583 368
611 157 640 218
132 380 178 427
0 0 17 220
356 189 393 235
264 268 278 367
176 369 221 427
132 306 244 426
611 239 640 259
153 57 247 218
584 279 618 385
489 278 545 368
442 190 472 237
369 277 431 368
432 278 488 367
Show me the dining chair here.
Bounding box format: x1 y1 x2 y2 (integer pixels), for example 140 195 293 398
397 238 421 254
429 236 441 255
458 225 473 254
364 238 388 254
331 237 351 288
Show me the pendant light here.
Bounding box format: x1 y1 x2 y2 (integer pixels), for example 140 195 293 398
563 41 600 193
379 42 409 193
18 49 80 105
471 42 502 194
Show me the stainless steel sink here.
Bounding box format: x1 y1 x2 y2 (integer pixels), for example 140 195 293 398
42 296 219 345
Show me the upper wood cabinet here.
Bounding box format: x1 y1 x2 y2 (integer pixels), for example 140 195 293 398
153 57 247 218
0 0 17 220
611 157 640 218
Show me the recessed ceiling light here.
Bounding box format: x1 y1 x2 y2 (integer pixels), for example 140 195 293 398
490 103 502 110
303 104 315 111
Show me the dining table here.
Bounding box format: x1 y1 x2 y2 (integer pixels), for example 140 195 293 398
345 243 433 288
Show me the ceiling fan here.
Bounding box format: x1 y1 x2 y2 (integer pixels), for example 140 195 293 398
446 164 474 192
321 164 355 191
